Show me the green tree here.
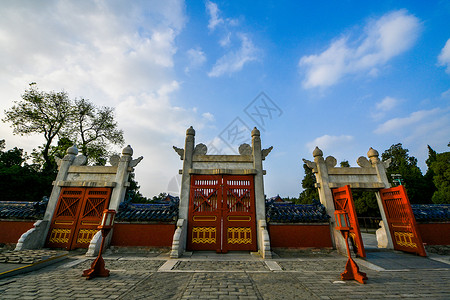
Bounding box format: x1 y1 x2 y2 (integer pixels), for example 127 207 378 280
430 151 450 204
2 83 72 172
3 84 124 168
126 173 150 203
0 140 54 202
68 98 124 165
297 163 319 204
340 160 350 167
381 143 430 204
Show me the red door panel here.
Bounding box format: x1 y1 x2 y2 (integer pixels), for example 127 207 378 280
332 185 366 258
46 187 111 250
187 175 257 252
379 186 426 256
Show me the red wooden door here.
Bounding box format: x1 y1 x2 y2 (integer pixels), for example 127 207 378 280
187 175 257 252
332 185 366 258
379 186 426 256
222 175 256 252
46 187 111 250
187 175 222 251
71 188 112 249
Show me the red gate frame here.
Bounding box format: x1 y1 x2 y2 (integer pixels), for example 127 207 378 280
187 175 257 253
332 185 366 258
46 187 111 250
379 185 426 256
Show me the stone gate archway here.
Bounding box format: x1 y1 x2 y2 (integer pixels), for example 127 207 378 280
170 127 272 258
303 147 426 256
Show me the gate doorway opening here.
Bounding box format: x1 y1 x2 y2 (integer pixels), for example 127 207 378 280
332 185 426 257
46 187 112 250
187 175 257 253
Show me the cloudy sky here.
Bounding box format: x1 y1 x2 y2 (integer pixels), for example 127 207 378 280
0 1 449 198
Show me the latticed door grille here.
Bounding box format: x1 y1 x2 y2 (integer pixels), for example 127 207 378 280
187 175 256 252
379 186 426 256
46 187 111 250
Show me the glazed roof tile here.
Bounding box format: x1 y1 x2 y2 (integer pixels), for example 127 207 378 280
0 201 45 219
412 204 450 222
116 202 178 222
266 200 330 223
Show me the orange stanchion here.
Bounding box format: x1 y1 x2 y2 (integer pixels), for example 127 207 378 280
82 209 116 280
335 210 367 284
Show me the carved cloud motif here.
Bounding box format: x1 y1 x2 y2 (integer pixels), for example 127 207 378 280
357 156 371 168
262 146 273 160
173 146 184 160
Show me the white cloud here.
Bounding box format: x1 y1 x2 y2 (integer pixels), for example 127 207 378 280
202 112 215 122
372 96 399 119
374 108 440 134
306 135 355 155
208 34 258 77
442 88 450 99
0 1 217 198
185 47 207 73
299 10 421 89
206 1 223 31
438 38 450 74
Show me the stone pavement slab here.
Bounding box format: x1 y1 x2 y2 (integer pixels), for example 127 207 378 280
0 250 449 299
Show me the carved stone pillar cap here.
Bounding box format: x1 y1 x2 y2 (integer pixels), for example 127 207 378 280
367 147 379 158
67 145 78 155
313 146 323 157
251 127 260 137
122 145 133 156
186 126 195 136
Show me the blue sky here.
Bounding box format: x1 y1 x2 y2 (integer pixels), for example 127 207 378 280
0 1 449 198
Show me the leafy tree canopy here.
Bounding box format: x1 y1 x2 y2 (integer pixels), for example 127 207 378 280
3 84 124 169
430 151 450 204
381 143 431 204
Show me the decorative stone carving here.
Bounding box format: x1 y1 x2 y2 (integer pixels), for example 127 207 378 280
122 145 133 156
173 146 184 159
67 145 78 155
325 156 337 168
129 156 144 168
367 147 379 158
109 155 120 166
239 143 252 155
72 155 87 166
302 158 316 170
194 143 207 155
383 158 391 169
357 156 371 168
261 146 273 160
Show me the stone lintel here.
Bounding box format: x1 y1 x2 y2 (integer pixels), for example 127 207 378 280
182 169 265 175
68 165 118 174
327 167 377 175
192 155 253 163
328 182 385 189
55 181 117 187
188 168 257 175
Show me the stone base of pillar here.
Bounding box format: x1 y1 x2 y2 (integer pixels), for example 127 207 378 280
15 220 48 251
170 219 186 258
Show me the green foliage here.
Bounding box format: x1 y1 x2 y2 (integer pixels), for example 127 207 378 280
340 160 350 167
3 84 124 168
126 173 150 203
297 162 319 204
382 143 432 204
352 190 379 217
2 83 72 172
67 98 124 165
430 151 450 204
0 141 53 202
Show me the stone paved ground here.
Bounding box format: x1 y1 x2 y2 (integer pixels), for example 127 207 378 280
0 250 449 299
